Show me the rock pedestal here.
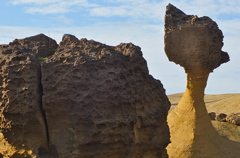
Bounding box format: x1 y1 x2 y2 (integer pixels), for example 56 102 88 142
164 4 240 158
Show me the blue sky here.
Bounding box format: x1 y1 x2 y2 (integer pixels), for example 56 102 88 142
1 0 240 94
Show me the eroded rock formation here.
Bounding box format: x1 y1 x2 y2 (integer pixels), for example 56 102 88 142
0 34 170 157
208 112 216 120
42 34 170 158
216 113 227 122
226 113 240 125
0 34 57 157
165 4 240 158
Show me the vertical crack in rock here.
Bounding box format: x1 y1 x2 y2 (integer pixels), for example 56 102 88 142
38 65 50 149
0 33 58 157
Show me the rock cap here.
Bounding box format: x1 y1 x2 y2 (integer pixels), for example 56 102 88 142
164 4 229 72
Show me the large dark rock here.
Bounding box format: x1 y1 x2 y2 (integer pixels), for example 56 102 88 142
0 34 57 157
42 34 170 158
226 113 240 125
0 34 170 157
216 113 227 122
208 112 216 120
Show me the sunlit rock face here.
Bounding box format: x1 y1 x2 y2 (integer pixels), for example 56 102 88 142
0 34 170 158
164 4 240 158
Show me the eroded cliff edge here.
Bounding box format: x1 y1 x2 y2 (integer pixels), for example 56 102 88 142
0 34 170 157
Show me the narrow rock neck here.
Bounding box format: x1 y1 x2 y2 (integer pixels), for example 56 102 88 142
186 70 210 101
178 69 210 112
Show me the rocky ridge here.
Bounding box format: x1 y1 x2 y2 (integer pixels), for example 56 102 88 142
0 34 170 157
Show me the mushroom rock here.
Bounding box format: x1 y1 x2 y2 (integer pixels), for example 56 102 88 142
164 4 240 158
40 34 170 157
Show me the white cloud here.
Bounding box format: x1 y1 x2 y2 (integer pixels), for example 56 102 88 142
218 19 240 36
89 0 240 23
166 0 240 18
25 4 69 14
10 0 98 14
9 0 240 23
10 0 63 5
57 15 74 25
89 2 163 21
90 6 130 17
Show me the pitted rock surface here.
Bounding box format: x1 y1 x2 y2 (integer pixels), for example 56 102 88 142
164 4 229 72
42 34 170 158
216 113 227 122
208 112 216 120
226 113 240 125
0 34 170 158
0 34 57 157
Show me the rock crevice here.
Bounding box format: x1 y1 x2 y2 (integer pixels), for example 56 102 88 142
38 65 50 149
0 33 56 157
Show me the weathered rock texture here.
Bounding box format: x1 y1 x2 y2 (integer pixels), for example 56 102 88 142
42 34 170 158
208 112 216 120
165 4 229 72
215 113 227 122
0 34 170 157
164 4 240 158
0 34 57 157
226 113 240 125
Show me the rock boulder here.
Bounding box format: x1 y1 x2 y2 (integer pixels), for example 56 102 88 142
226 113 240 125
42 34 170 158
208 112 216 120
0 34 171 157
0 34 57 157
216 113 227 122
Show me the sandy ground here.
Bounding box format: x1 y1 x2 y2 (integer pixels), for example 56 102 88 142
168 93 240 142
